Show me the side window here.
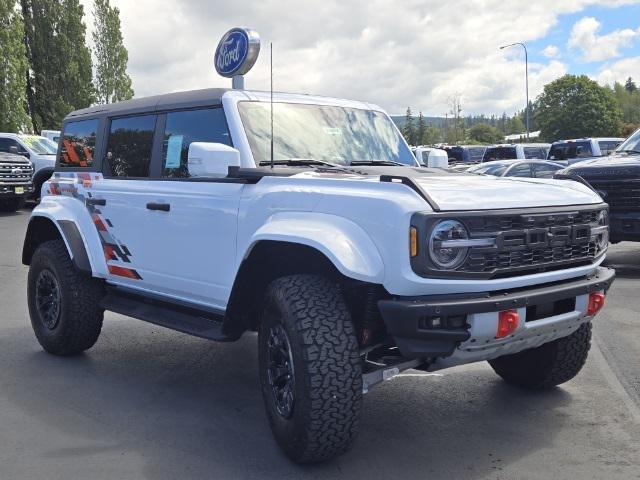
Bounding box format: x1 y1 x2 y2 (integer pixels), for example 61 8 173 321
523 147 544 159
60 119 98 168
0 138 22 154
162 108 231 178
106 115 157 178
533 163 560 178
598 141 620 155
506 163 532 177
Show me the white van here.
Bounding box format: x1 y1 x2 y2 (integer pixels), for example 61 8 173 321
413 146 449 168
41 130 61 144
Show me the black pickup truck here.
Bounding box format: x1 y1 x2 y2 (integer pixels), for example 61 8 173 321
560 131 640 243
0 152 34 212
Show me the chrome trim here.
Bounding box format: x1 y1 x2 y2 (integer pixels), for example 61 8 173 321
438 238 496 248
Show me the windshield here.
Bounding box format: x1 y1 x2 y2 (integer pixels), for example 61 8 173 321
616 129 640 153
467 147 486 162
238 102 415 166
468 162 508 176
19 135 57 154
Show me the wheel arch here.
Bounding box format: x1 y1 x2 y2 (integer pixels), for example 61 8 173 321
22 214 92 275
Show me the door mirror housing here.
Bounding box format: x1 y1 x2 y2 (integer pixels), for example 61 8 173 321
187 142 241 177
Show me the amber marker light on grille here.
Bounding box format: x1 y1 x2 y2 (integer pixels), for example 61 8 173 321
410 227 418 257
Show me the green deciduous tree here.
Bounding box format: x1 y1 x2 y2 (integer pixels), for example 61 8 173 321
534 75 622 141
422 125 442 145
468 123 503 144
0 0 30 132
21 0 94 132
92 0 133 104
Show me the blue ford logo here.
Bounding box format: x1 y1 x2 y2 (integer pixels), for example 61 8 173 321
215 27 260 77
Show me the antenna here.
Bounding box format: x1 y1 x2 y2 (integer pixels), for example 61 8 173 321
270 42 274 169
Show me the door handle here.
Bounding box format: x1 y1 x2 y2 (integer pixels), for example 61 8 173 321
86 198 106 206
146 202 170 212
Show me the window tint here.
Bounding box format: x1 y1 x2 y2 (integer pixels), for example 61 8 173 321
598 141 620 155
548 141 592 160
532 163 562 178
523 147 545 159
483 147 517 161
106 115 157 177
60 120 98 167
162 108 231 178
467 147 486 162
0 138 22 154
505 163 532 177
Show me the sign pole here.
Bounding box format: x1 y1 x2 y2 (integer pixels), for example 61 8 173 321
232 75 244 90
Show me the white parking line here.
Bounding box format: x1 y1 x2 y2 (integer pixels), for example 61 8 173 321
397 373 444 377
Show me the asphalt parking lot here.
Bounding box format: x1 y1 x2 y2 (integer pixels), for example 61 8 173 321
1 208 639 480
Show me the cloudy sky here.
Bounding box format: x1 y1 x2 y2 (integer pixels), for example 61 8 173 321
82 0 640 116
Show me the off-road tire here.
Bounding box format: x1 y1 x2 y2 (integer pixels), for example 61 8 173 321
28 239 104 355
0 196 25 212
489 322 592 389
259 274 362 463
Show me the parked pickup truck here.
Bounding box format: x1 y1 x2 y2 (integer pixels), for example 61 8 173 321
547 137 625 165
0 152 34 212
22 88 614 463
558 129 640 242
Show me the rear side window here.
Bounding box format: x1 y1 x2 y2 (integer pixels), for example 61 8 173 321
548 141 592 160
60 119 98 168
162 108 231 178
506 163 532 177
483 147 517 161
106 115 157 177
598 141 620 155
523 147 545 159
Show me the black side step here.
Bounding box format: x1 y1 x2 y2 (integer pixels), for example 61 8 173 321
100 289 230 341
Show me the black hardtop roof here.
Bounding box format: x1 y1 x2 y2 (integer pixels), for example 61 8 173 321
64 88 231 121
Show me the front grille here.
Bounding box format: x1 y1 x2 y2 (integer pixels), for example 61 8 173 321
411 206 606 279
0 162 34 184
587 179 640 211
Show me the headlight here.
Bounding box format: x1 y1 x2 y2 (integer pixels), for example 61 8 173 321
428 220 470 269
592 209 609 252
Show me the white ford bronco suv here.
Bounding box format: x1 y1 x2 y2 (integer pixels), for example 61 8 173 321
22 87 614 463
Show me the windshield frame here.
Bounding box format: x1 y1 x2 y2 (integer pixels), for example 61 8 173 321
236 100 418 168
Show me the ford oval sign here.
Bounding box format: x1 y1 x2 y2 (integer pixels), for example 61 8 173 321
215 27 260 78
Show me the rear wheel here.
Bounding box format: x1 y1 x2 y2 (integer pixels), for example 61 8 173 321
489 322 592 389
28 240 104 355
0 196 25 212
259 274 362 463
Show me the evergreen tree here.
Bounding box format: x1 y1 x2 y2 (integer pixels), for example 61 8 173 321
625 77 637 93
401 107 415 145
416 111 426 145
0 0 30 132
93 0 133 104
21 0 94 132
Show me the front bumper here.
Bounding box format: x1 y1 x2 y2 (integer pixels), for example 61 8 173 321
0 184 34 196
378 267 615 360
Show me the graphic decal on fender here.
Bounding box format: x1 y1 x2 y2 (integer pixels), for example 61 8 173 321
47 173 142 280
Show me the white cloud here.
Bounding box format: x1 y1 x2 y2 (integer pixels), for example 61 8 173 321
81 0 640 115
596 56 640 85
568 16 638 62
542 45 560 58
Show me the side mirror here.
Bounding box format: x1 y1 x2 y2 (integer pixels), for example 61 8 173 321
187 142 240 177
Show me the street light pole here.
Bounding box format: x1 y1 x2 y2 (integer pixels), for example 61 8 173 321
500 42 529 140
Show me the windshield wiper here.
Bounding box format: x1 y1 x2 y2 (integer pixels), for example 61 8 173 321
258 158 345 168
349 160 406 166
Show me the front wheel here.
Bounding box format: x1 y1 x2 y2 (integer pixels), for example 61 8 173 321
259 274 362 463
489 322 592 389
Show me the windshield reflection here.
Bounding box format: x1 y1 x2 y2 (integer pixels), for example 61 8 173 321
238 102 415 166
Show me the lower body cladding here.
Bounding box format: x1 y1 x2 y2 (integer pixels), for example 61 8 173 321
376 267 615 378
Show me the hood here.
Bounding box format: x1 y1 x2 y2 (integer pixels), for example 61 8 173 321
408 173 601 211
565 153 640 178
293 166 602 211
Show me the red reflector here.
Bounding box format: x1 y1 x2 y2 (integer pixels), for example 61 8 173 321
587 292 605 316
496 310 519 338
